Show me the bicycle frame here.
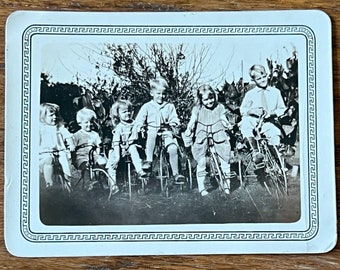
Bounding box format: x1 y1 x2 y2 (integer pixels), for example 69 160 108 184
242 112 288 205
197 120 233 194
146 124 189 197
40 149 72 193
156 128 171 196
74 145 114 200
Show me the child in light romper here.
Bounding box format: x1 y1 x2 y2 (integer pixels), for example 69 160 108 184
183 85 233 196
131 78 185 183
73 107 118 194
106 100 146 185
39 103 75 188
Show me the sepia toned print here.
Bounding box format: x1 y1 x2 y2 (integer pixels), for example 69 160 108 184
39 41 300 225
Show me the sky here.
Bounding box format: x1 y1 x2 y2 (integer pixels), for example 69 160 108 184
41 37 299 88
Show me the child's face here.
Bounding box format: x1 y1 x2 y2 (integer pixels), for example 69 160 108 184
78 119 93 132
201 92 216 109
118 106 132 122
45 110 57 126
151 86 167 105
253 72 268 88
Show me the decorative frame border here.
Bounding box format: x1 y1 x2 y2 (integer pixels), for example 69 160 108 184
21 24 317 243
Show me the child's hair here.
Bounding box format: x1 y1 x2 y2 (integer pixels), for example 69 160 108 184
149 77 168 92
195 84 217 107
76 107 97 124
109 99 133 125
249 64 267 80
40 102 62 125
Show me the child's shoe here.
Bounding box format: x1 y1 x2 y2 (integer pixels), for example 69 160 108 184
111 184 119 196
142 161 152 170
45 182 53 189
223 187 230 194
200 189 209 196
223 179 231 194
174 174 185 183
252 150 264 164
137 170 147 178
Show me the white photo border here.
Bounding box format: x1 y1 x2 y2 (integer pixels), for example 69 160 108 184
21 24 316 243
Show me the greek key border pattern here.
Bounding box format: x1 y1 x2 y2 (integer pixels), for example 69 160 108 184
21 25 317 243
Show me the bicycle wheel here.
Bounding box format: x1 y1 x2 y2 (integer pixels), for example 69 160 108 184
91 168 114 200
261 145 288 205
153 150 170 197
271 145 288 195
208 153 230 195
239 152 256 188
183 158 193 191
56 174 72 193
52 163 72 193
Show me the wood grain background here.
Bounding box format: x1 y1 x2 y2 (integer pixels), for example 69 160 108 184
0 1 339 269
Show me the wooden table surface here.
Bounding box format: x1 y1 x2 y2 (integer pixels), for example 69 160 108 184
0 1 339 269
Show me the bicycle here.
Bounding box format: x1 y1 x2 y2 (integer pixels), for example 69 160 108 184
115 146 149 201
73 145 116 200
195 120 237 196
240 112 288 207
39 149 72 193
146 124 192 197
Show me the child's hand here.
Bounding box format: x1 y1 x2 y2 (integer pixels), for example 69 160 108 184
128 130 138 141
108 155 119 169
184 128 192 137
128 139 135 145
68 143 75 152
222 120 233 130
170 125 180 135
226 123 234 130
66 138 76 152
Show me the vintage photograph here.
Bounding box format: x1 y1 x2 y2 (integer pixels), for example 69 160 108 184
39 41 300 225
5 10 336 257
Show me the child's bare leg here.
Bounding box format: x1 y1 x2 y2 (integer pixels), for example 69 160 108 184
168 144 179 175
107 166 119 194
220 159 231 193
43 163 54 187
196 157 208 196
129 145 145 176
168 144 185 182
220 159 231 175
77 162 92 191
145 132 157 162
107 166 117 185
143 132 157 170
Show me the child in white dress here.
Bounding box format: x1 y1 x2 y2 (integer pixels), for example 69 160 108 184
106 100 146 186
183 85 233 196
39 103 75 188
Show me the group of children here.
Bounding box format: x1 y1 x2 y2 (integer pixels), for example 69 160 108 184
40 64 287 197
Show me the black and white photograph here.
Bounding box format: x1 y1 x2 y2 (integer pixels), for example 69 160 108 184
4 10 336 256
39 41 300 225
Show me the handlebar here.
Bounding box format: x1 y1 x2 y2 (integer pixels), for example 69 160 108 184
142 123 181 138
194 120 230 146
39 148 68 155
195 120 232 134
